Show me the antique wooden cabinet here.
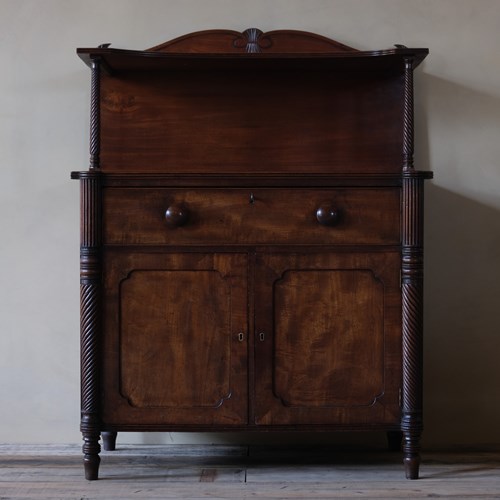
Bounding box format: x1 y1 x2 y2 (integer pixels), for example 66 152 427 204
72 29 432 480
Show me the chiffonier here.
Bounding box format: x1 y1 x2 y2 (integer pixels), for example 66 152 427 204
72 28 432 480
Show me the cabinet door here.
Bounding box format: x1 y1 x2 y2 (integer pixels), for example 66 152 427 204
254 252 401 426
102 251 248 426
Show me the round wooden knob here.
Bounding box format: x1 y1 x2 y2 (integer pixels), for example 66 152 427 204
316 204 340 226
165 204 189 227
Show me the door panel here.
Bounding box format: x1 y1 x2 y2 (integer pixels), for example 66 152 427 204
273 269 384 407
102 251 248 426
254 252 401 426
120 269 232 409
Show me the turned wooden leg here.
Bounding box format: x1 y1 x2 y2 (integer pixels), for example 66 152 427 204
82 428 101 480
387 431 403 452
102 431 117 451
403 428 421 479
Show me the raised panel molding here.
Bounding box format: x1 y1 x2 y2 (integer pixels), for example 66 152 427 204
119 269 232 409
272 269 385 408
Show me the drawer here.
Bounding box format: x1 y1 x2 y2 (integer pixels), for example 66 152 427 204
103 188 400 246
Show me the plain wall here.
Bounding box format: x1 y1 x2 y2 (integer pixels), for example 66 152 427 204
1 0 499 449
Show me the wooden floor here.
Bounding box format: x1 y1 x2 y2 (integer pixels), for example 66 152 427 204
1 444 499 499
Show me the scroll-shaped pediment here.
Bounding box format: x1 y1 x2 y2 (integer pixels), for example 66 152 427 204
148 28 358 53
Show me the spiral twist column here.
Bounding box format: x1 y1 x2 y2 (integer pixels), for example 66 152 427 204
80 56 102 480
401 56 425 480
89 58 101 170
79 171 102 480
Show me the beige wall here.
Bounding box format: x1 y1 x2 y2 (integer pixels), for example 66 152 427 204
1 0 499 448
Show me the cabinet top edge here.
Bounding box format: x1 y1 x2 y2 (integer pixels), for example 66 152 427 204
77 28 428 71
76 48 429 73
70 172 433 186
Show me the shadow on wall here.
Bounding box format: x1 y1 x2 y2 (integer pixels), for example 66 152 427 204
415 72 500 180
423 184 500 449
415 71 500 448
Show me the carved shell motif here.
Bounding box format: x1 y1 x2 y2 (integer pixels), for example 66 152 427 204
233 28 272 53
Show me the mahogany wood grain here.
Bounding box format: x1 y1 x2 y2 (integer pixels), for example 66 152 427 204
102 188 400 246
253 252 402 426
148 28 358 54
101 251 248 426
99 71 404 174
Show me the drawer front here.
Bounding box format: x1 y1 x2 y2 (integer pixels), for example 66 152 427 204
103 188 400 246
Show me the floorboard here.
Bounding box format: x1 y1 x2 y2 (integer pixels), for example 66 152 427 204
0 445 499 499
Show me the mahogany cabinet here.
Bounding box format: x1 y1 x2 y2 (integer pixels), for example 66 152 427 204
72 28 432 480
